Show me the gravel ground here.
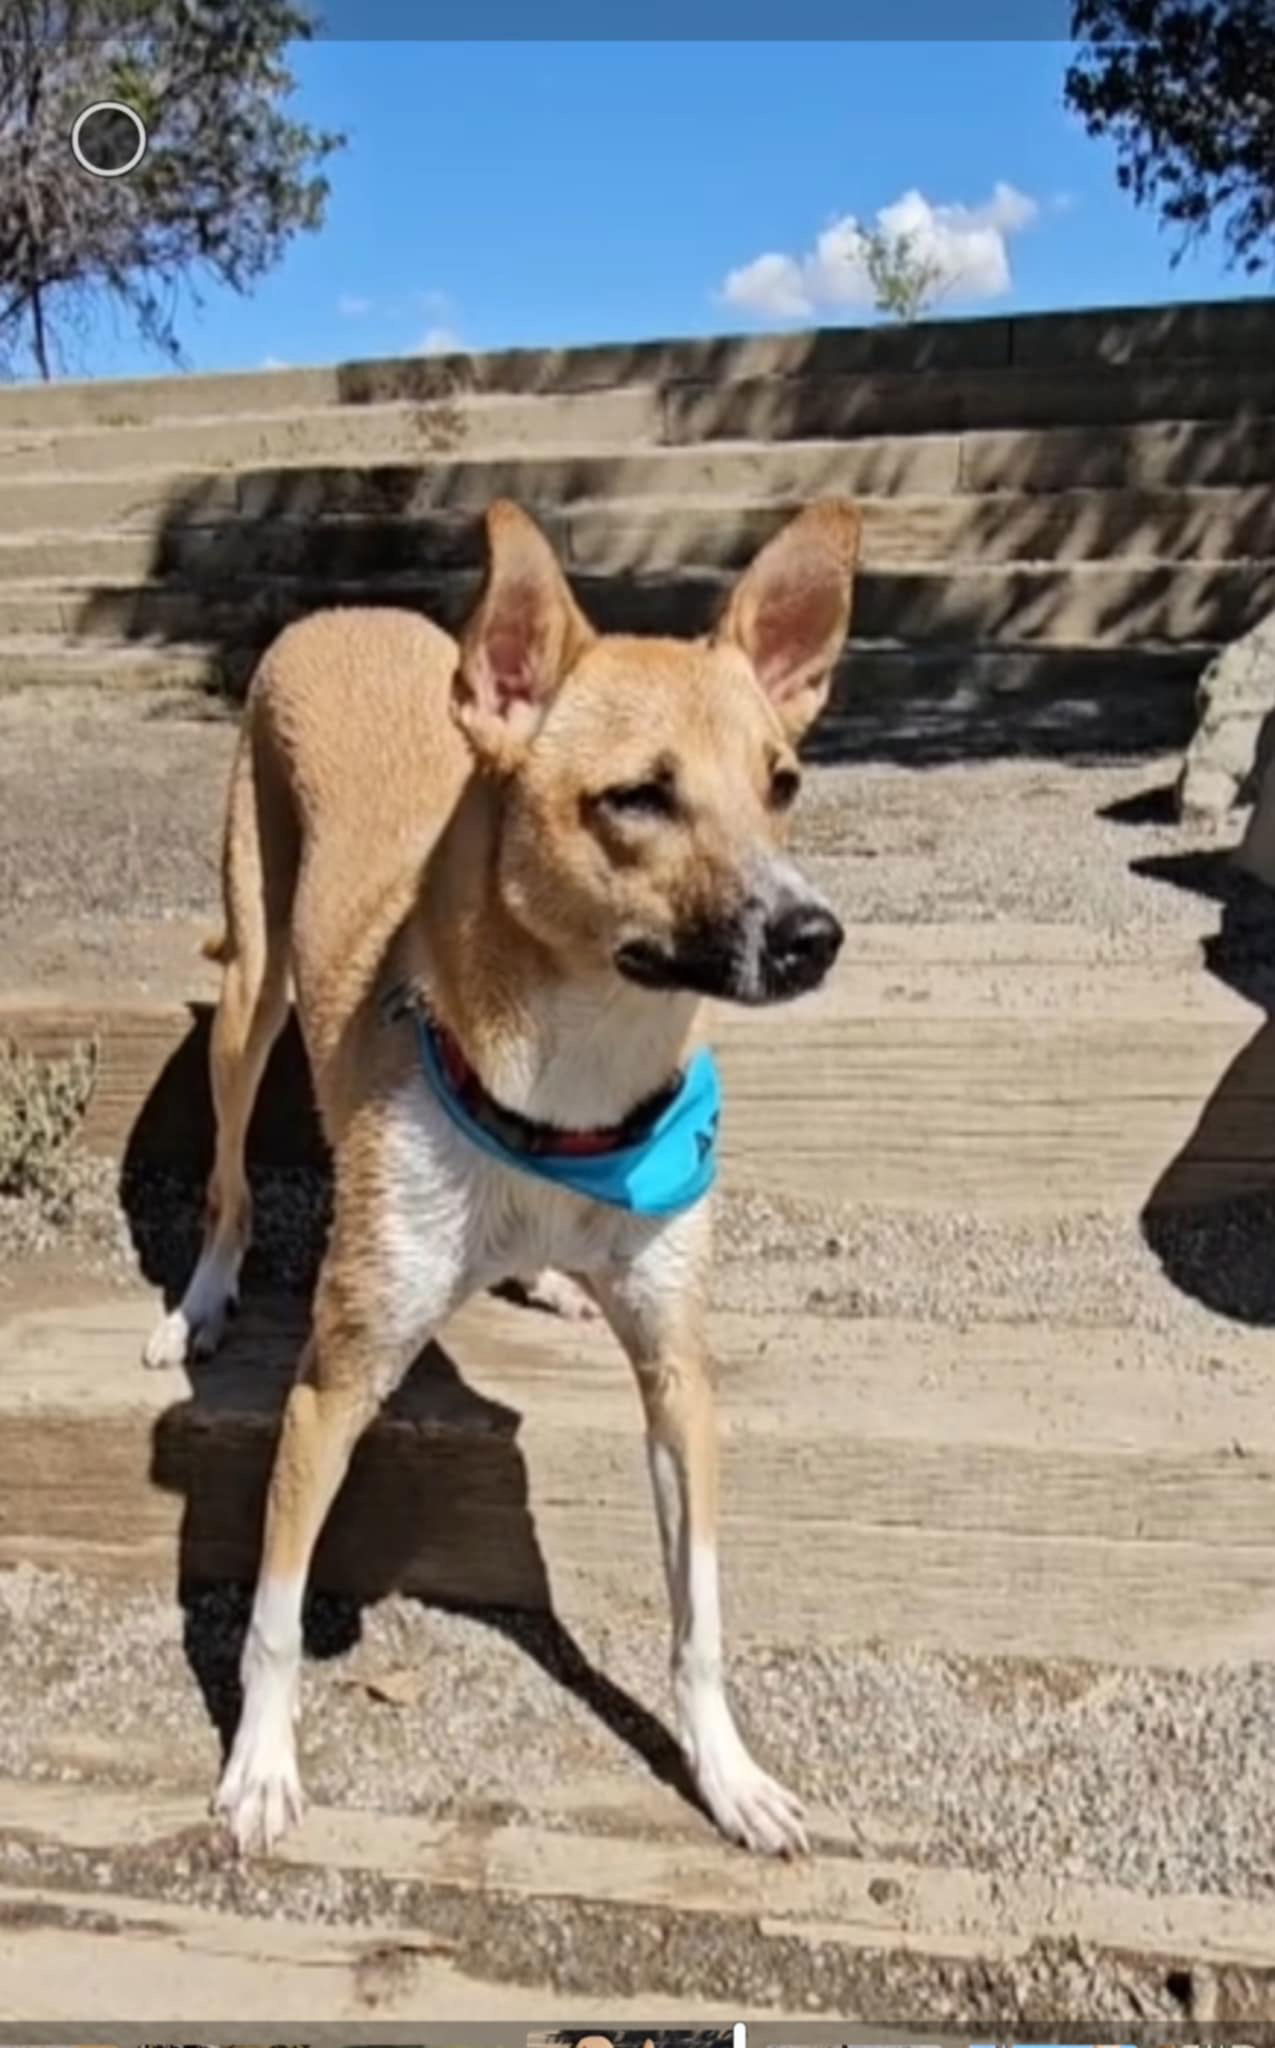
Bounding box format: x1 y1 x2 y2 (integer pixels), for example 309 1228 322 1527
797 760 1250 947
0 683 1265 952
2 1561 1274 1904
0 687 236 934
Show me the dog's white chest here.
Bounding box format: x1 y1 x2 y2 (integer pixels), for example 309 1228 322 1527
373 1072 669 1339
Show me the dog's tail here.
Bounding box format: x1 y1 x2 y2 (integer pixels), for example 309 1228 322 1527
201 929 228 964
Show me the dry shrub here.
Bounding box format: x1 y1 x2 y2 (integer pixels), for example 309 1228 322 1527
0 1038 98 1218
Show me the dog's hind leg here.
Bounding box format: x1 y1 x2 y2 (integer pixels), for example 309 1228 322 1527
144 712 299 1369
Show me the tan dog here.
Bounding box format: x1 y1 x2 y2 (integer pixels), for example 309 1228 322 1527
144 497 859 1859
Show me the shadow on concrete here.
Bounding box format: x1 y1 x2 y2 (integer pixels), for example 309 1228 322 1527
1126 835 1275 1327
1099 782 1182 827
117 1004 322 1283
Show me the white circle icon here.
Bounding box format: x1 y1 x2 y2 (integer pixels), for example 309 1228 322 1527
70 101 148 179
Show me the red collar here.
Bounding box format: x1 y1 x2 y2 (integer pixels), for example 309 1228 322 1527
430 1015 680 1160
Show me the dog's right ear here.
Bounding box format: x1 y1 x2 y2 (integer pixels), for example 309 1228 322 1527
453 500 596 767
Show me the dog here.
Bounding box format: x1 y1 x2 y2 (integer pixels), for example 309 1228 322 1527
144 496 859 1858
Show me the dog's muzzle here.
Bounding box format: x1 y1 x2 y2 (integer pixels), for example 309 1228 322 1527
615 898 844 1005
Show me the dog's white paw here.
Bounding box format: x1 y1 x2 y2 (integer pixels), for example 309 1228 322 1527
142 1307 192 1371
509 1269 600 1321
214 1717 304 1856
687 1704 809 1857
142 1288 236 1370
702 1753 809 1856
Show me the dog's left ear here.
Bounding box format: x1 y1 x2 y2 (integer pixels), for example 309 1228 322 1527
454 499 597 766
714 499 860 744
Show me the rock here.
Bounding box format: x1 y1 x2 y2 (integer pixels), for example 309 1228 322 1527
1183 763 1246 826
1177 606 1275 826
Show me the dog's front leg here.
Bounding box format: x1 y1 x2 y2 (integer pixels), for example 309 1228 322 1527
592 1229 809 1857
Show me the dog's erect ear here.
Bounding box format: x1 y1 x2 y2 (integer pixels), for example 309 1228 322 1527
714 499 860 744
454 500 596 764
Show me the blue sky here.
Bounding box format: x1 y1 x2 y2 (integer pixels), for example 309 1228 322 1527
80 38 1272 380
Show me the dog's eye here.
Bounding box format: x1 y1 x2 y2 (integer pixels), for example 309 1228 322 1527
770 765 802 810
598 779 677 819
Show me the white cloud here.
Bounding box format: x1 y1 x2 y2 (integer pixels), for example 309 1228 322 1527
260 355 290 370
338 293 372 317
415 324 463 356
720 252 811 321
721 181 1040 322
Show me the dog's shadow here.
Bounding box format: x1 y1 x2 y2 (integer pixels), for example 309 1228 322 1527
1104 787 1275 1326
120 1098 695 1811
145 1301 695 1808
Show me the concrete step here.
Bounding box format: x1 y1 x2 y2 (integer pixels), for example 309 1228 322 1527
0 369 1271 490
0 389 664 482
0 444 953 537
960 416 1275 491
0 638 1203 763
668 362 1275 444
2 486 1272 587
564 486 1275 572
13 558 1268 652
1 420 1271 539
0 637 219 693
0 296 1269 432
811 643 1205 761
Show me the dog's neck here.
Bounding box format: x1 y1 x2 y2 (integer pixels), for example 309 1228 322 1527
406 773 701 1132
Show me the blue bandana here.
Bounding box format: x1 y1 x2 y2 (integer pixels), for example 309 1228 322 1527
414 1011 721 1218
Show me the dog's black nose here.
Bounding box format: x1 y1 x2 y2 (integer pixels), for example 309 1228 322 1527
764 902 844 980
